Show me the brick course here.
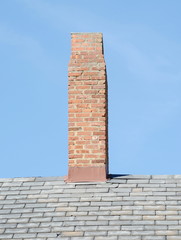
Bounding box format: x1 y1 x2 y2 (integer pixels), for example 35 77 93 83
68 32 108 166
67 33 108 182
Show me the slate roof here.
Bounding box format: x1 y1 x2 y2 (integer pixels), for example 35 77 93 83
0 175 181 240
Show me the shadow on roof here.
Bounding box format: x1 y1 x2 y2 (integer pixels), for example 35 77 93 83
108 174 130 179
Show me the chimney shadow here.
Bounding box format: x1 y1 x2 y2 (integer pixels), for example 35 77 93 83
108 174 131 179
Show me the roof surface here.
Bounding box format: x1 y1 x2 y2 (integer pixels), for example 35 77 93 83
0 175 181 240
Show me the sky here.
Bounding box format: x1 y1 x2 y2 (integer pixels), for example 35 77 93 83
0 0 181 178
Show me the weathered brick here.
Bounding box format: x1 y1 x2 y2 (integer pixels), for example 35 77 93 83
67 33 108 182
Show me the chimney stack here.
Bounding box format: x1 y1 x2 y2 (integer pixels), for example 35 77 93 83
67 33 108 182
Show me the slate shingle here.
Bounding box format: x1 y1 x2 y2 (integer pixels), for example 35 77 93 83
0 175 181 239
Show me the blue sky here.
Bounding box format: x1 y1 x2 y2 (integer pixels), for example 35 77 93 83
1 0 181 178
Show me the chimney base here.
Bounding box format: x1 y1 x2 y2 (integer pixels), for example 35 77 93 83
66 166 107 183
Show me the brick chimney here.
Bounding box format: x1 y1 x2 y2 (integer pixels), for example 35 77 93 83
67 33 108 182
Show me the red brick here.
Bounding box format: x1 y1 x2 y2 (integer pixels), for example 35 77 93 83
68 33 108 180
